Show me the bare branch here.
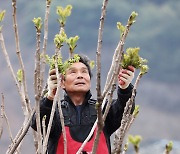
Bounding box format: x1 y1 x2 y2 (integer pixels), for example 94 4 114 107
0 93 5 138
113 72 143 153
34 23 43 154
4 113 14 143
12 0 31 114
0 29 28 118
96 0 109 100
92 0 109 153
40 0 52 89
6 108 36 154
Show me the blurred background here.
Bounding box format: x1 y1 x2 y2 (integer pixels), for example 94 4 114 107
0 0 180 153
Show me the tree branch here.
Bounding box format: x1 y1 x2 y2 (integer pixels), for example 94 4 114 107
34 25 43 154
0 93 5 139
6 108 36 154
40 0 52 90
12 0 31 114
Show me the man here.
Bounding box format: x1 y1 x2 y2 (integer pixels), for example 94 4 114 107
31 55 135 154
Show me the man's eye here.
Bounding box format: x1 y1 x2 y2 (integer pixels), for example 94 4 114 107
70 70 76 74
82 70 88 73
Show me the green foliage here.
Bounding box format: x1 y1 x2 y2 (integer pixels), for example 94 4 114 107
54 30 67 49
32 17 42 31
44 54 63 72
56 5 73 27
66 35 80 54
121 47 149 75
128 11 138 25
44 54 81 75
17 69 23 82
117 22 125 37
165 141 173 153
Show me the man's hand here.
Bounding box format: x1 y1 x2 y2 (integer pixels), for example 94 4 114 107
47 69 57 100
118 66 135 89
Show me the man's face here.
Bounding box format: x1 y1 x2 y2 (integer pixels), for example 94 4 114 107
61 62 91 93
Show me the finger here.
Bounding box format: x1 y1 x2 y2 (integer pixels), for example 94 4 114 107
126 70 134 77
119 77 128 83
127 65 135 72
51 83 57 89
52 80 57 84
119 80 125 85
49 69 56 76
120 73 129 80
50 75 57 80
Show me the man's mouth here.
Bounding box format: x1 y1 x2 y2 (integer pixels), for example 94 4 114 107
75 82 85 85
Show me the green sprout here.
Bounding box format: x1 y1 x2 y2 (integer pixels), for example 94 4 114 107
128 135 142 153
62 54 80 74
17 69 23 82
89 60 95 70
44 54 63 72
32 17 42 31
128 11 138 25
133 105 140 118
54 30 67 49
117 22 125 37
66 35 79 55
44 54 81 75
121 47 149 74
165 141 173 153
0 10 6 30
56 5 72 27
0 10 5 22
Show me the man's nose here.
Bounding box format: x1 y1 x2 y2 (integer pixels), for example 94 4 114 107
77 72 83 78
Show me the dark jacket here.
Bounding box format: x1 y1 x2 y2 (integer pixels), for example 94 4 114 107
31 85 135 154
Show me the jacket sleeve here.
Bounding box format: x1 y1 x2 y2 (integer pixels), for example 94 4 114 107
31 97 59 136
104 84 135 136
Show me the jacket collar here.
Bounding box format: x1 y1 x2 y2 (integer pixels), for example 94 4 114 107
64 90 92 106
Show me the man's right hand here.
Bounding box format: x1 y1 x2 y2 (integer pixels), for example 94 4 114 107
47 69 57 100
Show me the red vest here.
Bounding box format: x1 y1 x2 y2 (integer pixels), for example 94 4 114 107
56 127 109 154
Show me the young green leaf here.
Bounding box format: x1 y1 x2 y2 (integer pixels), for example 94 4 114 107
56 5 73 27
17 69 23 82
32 17 42 31
128 11 138 25
165 141 173 153
121 47 148 74
66 35 79 54
117 22 125 37
133 105 140 118
54 31 67 49
89 60 95 70
0 10 6 22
